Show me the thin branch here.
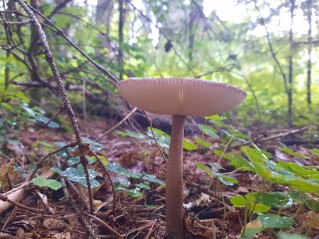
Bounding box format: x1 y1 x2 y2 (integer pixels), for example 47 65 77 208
230 126 310 149
47 0 72 19
0 19 33 25
84 212 124 239
95 107 137 141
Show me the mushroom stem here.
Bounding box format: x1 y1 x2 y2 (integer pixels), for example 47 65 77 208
165 114 186 238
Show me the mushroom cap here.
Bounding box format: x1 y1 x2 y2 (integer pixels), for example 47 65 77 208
117 78 247 116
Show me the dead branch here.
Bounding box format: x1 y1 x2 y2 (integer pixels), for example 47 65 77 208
230 126 310 149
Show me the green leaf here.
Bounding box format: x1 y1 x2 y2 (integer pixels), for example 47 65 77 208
205 114 226 121
231 194 271 212
197 124 219 138
258 214 294 229
127 188 142 197
278 232 310 239
280 147 306 159
214 150 254 171
68 157 80 165
142 173 165 185
231 195 248 207
135 183 150 190
255 192 293 209
251 203 271 213
305 199 319 212
107 162 132 178
195 162 238 185
233 130 250 140
209 163 225 171
58 164 99 188
2 102 12 110
32 177 62 190
96 155 108 165
310 148 319 157
194 137 212 148
114 179 131 189
15 92 30 103
216 173 238 185
278 161 319 178
183 138 197 151
146 128 170 149
35 115 60 128
240 220 263 239
195 162 215 177
117 130 146 140
23 105 36 117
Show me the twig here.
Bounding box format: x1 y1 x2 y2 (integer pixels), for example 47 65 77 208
47 0 72 20
69 200 99 239
95 107 137 141
0 19 33 25
144 111 167 161
15 0 94 213
42 105 65 128
194 64 234 78
91 153 116 214
145 219 158 239
84 212 124 239
63 177 87 208
230 126 310 149
65 178 88 208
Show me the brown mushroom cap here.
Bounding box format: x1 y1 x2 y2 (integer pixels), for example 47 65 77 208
117 78 247 116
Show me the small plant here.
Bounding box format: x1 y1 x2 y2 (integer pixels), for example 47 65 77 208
118 127 198 151
51 137 164 197
0 89 60 143
195 162 238 186
31 177 62 190
240 214 295 239
107 162 164 197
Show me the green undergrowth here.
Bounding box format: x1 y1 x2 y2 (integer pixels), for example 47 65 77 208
117 114 319 238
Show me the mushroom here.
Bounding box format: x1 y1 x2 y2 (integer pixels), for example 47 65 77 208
117 78 246 238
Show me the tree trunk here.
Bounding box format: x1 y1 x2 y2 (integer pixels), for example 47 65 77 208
306 0 312 108
118 0 126 80
287 0 295 127
95 0 114 37
188 10 195 62
29 0 42 105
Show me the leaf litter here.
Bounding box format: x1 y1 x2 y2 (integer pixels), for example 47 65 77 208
0 118 318 238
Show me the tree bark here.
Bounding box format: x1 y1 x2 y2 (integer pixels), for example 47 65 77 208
306 0 312 108
287 0 295 127
29 0 42 104
118 0 126 79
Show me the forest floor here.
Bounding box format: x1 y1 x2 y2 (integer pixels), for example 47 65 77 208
0 116 318 239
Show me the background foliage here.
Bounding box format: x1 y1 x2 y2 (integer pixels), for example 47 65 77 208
1 0 319 128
